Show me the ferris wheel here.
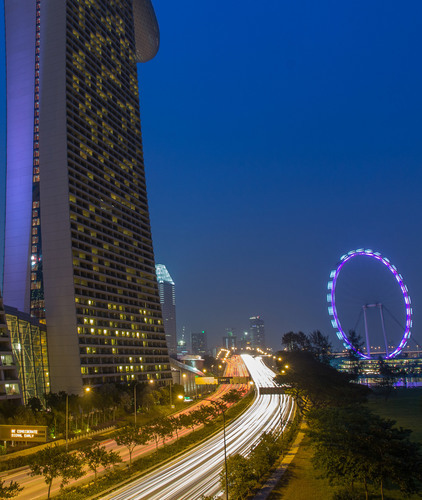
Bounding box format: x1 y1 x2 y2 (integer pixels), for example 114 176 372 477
327 249 412 360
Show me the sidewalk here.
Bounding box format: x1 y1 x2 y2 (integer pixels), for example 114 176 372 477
252 422 306 500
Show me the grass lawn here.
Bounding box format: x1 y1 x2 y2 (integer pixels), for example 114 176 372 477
269 434 421 500
268 434 334 500
269 388 422 499
366 387 422 443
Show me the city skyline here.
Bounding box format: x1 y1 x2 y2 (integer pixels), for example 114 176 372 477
2 1 422 352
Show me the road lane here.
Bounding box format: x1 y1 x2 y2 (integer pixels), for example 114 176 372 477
105 354 294 500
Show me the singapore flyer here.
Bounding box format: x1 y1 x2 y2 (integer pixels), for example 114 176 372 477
327 249 412 360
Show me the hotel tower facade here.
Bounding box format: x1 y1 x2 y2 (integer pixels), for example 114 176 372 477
3 0 171 393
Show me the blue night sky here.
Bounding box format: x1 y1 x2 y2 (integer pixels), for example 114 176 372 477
1 1 422 352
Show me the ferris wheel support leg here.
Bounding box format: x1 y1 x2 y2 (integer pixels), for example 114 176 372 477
363 306 371 358
379 304 389 357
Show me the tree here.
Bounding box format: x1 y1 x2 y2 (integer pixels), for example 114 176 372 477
0 479 23 499
281 331 311 352
178 412 194 432
81 442 121 481
27 396 43 412
346 330 365 379
307 405 422 500
221 389 243 404
308 330 332 364
274 350 369 414
114 424 149 466
191 405 216 427
29 446 84 498
168 415 183 440
149 417 173 446
249 432 280 478
220 454 256 500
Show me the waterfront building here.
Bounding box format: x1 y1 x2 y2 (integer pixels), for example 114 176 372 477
3 0 170 393
156 265 177 355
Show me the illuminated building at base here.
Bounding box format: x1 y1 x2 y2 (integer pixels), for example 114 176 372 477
3 0 170 393
0 295 21 404
4 306 50 405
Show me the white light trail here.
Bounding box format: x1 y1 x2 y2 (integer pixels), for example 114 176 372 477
104 354 294 500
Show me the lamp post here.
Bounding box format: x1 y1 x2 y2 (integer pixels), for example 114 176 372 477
207 400 229 500
278 365 289 432
65 394 68 451
221 407 229 500
66 386 90 451
134 382 138 425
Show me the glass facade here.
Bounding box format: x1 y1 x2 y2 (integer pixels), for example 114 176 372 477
0 298 22 404
4 306 49 404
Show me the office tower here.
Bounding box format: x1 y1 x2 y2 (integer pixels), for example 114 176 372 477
177 326 188 357
222 328 237 350
239 331 251 350
3 0 170 393
191 331 207 357
249 316 265 349
156 264 177 355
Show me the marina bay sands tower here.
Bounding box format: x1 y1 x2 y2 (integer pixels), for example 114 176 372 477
3 0 171 393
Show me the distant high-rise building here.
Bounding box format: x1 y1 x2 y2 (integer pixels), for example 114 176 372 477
239 331 251 350
249 316 265 349
156 265 177 355
177 326 188 357
223 328 237 350
3 0 170 393
191 331 207 356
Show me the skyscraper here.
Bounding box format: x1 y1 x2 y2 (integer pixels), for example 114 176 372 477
156 264 177 356
3 0 170 393
191 331 207 357
222 328 237 350
249 315 265 349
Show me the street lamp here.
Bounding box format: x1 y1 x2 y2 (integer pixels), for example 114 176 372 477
65 394 69 451
207 400 229 500
134 382 139 425
169 380 173 408
66 386 91 451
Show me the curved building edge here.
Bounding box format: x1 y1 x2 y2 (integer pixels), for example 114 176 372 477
133 0 160 62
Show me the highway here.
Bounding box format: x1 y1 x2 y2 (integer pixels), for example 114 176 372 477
224 354 250 378
0 383 243 500
104 354 294 500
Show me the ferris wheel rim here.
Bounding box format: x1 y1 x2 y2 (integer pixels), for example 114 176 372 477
327 249 412 360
